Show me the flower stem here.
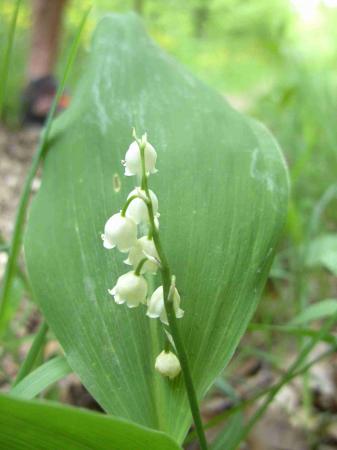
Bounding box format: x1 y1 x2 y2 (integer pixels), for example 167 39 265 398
121 195 138 216
138 137 208 450
164 334 171 352
153 236 208 450
134 258 148 276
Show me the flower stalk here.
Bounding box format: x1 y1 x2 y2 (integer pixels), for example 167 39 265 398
134 258 148 276
137 136 209 450
121 195 139 216
102 129 208 449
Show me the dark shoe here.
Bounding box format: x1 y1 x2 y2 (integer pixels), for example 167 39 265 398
21 75 70 126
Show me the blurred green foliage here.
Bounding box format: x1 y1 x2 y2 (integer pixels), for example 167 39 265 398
1 0 337 319
0 1 319 102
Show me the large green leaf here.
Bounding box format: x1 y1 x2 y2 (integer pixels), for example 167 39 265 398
25 13 288 442
0 394 181 450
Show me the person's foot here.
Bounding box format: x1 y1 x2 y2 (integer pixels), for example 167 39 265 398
21 75 70 126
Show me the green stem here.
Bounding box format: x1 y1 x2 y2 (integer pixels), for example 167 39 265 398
155 236 208 450
134 258 148 275
12 321 49 386
121 195 141 216
138 137 208 450
0 0 22 120
0 8 91 337
164 335 171 352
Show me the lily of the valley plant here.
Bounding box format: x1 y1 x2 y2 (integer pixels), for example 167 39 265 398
101 129 209 450
101 130 184 376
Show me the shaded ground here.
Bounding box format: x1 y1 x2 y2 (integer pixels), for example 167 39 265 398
0 125 38 240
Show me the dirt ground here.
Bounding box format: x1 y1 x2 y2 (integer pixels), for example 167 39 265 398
0 125 39 241
1 124 337 450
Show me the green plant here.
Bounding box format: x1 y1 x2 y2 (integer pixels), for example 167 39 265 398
0 9 295 450
22 12 288 447
0 0 21 121
0 394 181 450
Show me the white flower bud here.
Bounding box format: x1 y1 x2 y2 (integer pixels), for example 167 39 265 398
123 140 157 177
126 188 159 224
124 236 159 273
147 286 184 325
155 351 181 379
101 213 137 252
108 271 147 308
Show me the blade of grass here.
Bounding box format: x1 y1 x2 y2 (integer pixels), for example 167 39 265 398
10 355 72 399
0 7 91 338
211 412 243 450
226 311 337 449
0 232 33 299
249 322 337 346
185 343 336 446
13 321 49 386
0 0 22 120
294 184 337 419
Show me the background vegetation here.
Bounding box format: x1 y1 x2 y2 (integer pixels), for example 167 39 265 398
1 0 337 448
1 0 337 221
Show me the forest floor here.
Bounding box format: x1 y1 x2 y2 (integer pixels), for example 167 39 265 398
1 124 337 450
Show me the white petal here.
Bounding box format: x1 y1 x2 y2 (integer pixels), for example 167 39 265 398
159 310 169 325
102 238 115 249
124 168 133 176
103 213 137 252
124 238 159 274
126 188 158 225
114 295 125 304
146 310 161 319
109 289 125 304
126 302 139 308
124 242 143 268
155 351 181 379
108 287 116 295
113 271 148 307
147 285 183 322
147 286 165 319
124 140 157 177
176 308 184 319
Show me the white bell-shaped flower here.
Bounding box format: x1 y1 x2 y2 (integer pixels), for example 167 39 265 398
101 213 137 252
147 286 184 325
124 236 159 274
155 351 181 379
125 188 159 224
123 139 157 176
108 271 147 308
